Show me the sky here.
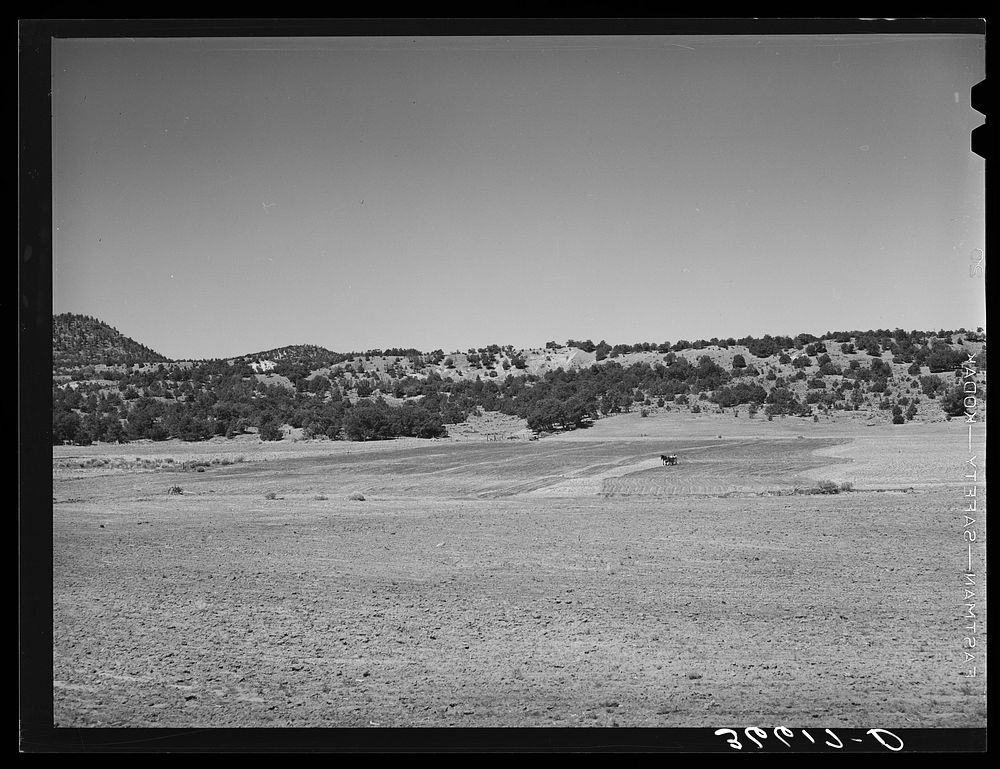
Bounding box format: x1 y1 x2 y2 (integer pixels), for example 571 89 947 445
51 31 986 360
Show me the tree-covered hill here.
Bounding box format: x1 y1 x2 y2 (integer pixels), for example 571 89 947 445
51 316 987 445
53 313 169 370
232 344 351 369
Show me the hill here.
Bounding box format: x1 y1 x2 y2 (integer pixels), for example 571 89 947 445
233 344 348 368
53 313 169 370
51 316 987 445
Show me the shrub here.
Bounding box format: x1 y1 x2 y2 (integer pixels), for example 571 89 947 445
939 386 968 417
264 491 277 500
919 375 947 398
926 345 967 373
167 485 183 495
815 480 840 494
348 492 366 501
259 420 284 441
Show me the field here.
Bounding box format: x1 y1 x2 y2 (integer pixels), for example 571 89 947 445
52 411 987 731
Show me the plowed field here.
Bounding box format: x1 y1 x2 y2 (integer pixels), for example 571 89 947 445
52 416 986 731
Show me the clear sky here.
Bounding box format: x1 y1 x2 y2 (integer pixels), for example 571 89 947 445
52 32 986 360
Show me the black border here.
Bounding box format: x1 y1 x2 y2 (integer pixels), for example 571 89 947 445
20 17 988 754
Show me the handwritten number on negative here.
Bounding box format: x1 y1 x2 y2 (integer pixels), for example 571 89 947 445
824 729 843 748
715 727 903 751
745 727 768 749
714 729 743 750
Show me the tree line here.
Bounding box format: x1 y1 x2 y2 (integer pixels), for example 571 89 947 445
52 329 984 445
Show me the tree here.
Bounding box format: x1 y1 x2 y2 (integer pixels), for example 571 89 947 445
355 381 373 398
939 386 967 417
308 375 331 395
765 387 803 416
919 375 947 398
599 391 623 415
53 409 82 444
731 354 747 369
169 410 213 441
711 382 767 407
527 398 566 433
563 395 597 428
126 398 165 440
926 344 966 373
259 419 284 441
343 403 393 441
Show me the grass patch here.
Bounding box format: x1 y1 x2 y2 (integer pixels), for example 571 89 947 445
794 480 855 495
56 455 247 472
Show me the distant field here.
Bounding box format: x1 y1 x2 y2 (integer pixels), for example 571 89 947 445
53 435 845 499
52 413 986 730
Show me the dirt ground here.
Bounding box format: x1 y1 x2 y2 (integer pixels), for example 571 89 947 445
51 412 987 731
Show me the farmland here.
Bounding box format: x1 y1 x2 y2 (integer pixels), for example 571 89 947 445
52 413 986 730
